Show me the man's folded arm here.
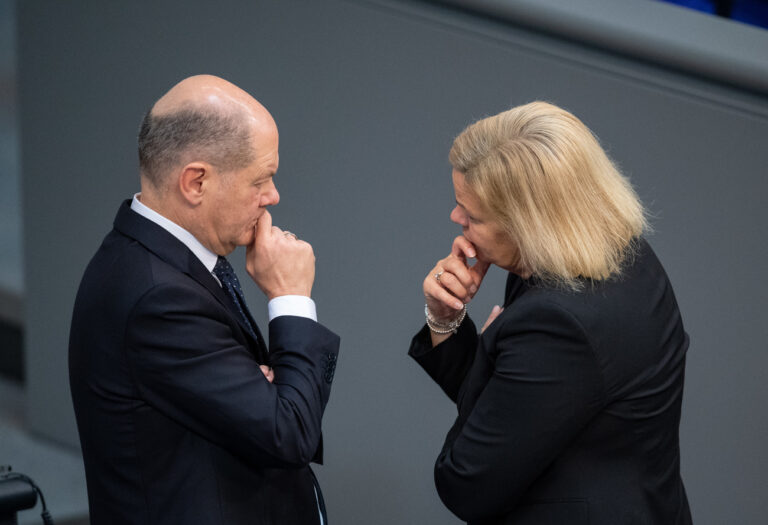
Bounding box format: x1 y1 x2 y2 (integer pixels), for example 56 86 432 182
125 282 340 469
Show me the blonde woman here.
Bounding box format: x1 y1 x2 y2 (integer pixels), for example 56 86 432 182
410 102 692 525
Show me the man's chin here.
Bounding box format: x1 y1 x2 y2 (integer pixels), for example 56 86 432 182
238 231 256 247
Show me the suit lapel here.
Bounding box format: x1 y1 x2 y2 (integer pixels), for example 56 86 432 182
113 200 269 362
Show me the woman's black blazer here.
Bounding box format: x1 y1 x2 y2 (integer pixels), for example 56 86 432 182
409 238 692 525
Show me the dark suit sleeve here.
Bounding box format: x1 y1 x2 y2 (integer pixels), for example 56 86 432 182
434 301 606 522
124 282 340 469
408 316 479 403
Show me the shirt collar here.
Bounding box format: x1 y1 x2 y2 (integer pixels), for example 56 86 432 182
130 193 219 274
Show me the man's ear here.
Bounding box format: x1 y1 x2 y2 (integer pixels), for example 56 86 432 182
178 162 210 205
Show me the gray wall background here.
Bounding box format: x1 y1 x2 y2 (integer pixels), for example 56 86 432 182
17 0 768 523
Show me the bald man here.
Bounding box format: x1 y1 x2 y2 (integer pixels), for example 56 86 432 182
69 75 340 525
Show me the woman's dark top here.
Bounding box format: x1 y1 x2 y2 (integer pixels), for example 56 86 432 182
409 238 693 525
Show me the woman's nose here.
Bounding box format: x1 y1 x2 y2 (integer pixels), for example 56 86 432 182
450 206 466 226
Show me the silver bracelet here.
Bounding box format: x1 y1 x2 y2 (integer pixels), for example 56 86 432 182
424 304 467 334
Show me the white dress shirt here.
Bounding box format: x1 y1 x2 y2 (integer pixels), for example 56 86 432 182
130 194 317 322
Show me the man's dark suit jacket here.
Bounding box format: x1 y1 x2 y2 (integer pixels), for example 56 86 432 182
410 238 692 525
69 201 340 525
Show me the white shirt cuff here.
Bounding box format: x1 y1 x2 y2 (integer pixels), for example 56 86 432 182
267 295 317 322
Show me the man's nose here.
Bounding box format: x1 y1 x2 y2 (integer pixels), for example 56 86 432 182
262 182 280 207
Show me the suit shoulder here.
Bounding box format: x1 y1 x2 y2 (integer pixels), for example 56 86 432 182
74 229 205 319
487 291 594 360
506 239 673 333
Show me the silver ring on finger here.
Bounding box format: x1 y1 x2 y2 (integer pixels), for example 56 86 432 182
283 231 298 240
434 270 444 283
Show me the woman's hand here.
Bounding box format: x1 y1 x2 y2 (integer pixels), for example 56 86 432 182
481 305 504 333
424 236 491 323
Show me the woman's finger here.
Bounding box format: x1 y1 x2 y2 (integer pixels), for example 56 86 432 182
424 277 465 312
481 305 503 333
470 259 491 287
451 235 477 262
433 270 472 303
441 257 477 294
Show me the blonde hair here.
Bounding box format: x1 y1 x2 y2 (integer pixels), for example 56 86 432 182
449 101 648 290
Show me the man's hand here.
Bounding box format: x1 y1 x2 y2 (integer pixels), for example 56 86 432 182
246 210 315 299
259 365 274 383
424 236 490 323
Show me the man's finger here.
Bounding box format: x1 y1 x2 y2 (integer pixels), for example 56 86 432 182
255 210 273 240
259 365 274 383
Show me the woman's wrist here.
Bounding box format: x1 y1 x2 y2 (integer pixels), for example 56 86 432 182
425 303 467 334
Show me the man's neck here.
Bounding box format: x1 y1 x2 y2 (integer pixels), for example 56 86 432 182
132 192 221 270
137 186 224 256
138 191 195 236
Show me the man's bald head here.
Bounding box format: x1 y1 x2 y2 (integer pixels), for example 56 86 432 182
138 75 275 190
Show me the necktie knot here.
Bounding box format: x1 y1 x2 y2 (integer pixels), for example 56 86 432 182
214 257 243 293
213 256 232 275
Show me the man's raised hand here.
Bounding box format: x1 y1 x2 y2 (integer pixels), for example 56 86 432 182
246 210 315 299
